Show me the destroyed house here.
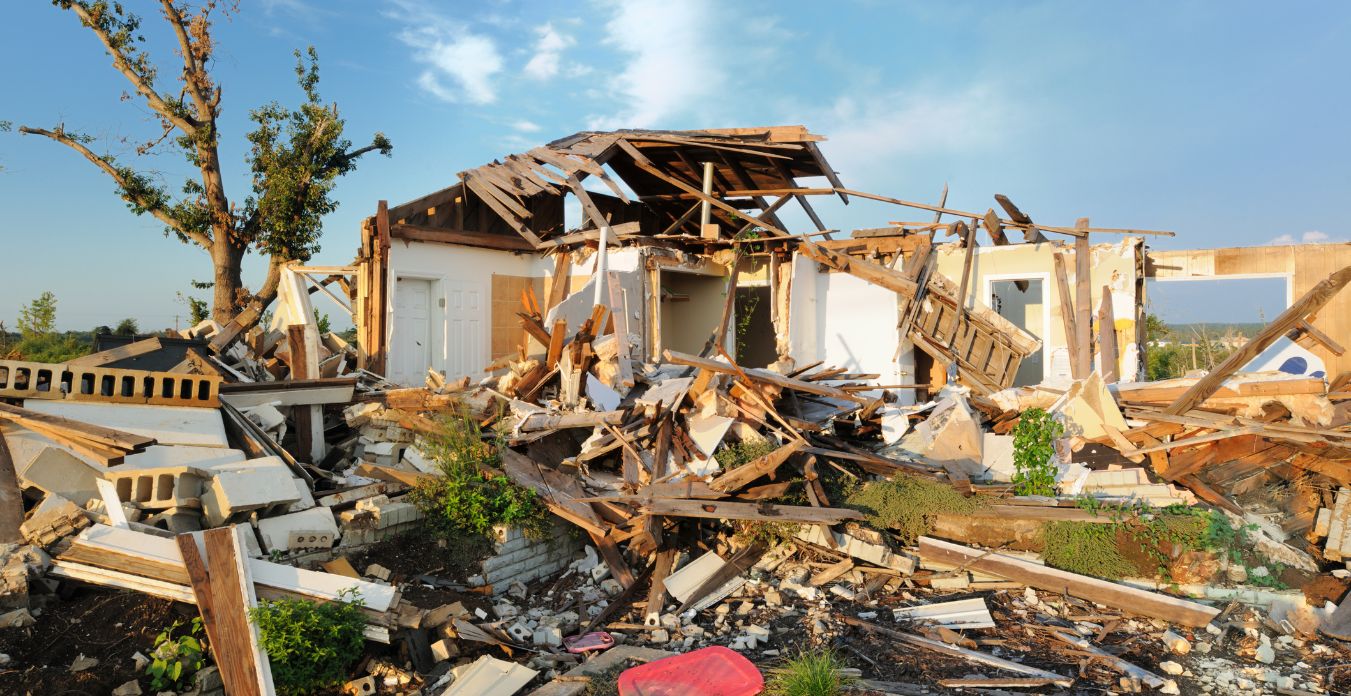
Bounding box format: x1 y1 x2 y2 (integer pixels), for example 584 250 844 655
352 126 1157 397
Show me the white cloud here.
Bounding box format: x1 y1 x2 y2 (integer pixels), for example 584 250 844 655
523 23 576 81
512 120 542 133
808 85 1014 188
389 2 503 105
589 0 724 129
1268 230 1344 245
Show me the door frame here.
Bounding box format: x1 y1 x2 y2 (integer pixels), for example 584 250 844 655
390 274 442 386
983 272 1051 383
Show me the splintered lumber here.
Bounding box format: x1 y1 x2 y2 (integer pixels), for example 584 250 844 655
67 337 165 367
1073 222 1093 380
918 537 1219 626
0 433 20 543
519 410 626 432
1053 252 1081 379
1164 265 1351 415
662 350 866 403
1048 628 1166 689
1114 377 1326 403
639 498 864 525
796 241 919 298
499 449 607 536
0 402 156 457
841 616 1073 687
709 439 806 492
1097 285 1119 383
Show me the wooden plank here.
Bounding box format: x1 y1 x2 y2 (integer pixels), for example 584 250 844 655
1073 221 1094 379
842 616 1072 687
1165 265 1351 415
202 527 270 696
545 251 571 311
0 402 156 451
1294 319 1345 356
176 535 231 691
662 350 866 403
67 337 165 367
640 498 863 524
1097 284 1119 382
388 223 535 252
499 449 607 537
918 537 1220 626
0 432 22 543
589 531 636 590
644 549 677 626
796 241 919 298
708 439 806 492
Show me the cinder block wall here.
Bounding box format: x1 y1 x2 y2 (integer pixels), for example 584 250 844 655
470 517 582 592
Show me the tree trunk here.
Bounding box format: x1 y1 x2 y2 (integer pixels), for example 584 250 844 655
211 238 246 325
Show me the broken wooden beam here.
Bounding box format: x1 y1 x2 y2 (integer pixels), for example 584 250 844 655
917 537 1220 627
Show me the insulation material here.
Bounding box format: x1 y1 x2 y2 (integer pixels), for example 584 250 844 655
1050 372 1128 441
898 395 984 477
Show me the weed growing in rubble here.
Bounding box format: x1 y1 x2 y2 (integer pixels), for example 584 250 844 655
1011 408 1064 497
844 474 982 543
715 436 778 470
409 408 547 540
765 648 855 696
249 590 366 696
147 618 208 692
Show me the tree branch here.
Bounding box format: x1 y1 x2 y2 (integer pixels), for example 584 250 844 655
65 2 197 135
19 125 213 251
159 0 213 123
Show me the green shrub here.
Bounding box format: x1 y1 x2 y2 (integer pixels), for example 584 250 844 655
844 474 982 542
1011 408 1064 497
765 648 854 696
715 436 777 470
249 592 367 696
1041 521 1138 580
147 618 208 692
408 408 547 540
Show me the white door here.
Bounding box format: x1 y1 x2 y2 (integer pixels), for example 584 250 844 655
444 279 486 380
393 277 432 385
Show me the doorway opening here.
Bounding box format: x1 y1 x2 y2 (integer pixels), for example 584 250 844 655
988 276 1047 386
735 286 775 367
659 271 727 356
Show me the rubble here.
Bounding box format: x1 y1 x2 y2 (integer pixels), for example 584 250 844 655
2 125 1351 695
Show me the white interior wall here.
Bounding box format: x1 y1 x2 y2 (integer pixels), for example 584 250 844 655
788 253 914 405
385 241 536 385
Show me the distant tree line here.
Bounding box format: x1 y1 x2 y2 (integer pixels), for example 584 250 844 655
1 291 140 363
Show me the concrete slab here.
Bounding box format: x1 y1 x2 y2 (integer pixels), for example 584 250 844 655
118 446 248 472
22 401 229 448
19 446 102 506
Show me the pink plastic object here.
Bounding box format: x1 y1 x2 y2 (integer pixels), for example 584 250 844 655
617 646 764 696
563 631 615 654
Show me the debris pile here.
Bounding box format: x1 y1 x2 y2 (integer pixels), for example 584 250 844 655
2 126 1351 695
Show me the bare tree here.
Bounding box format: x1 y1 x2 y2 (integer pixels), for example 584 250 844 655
19 1 390 323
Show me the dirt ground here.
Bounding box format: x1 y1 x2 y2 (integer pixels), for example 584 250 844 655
0 587 180 695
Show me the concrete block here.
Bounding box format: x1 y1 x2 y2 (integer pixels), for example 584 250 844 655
107 466 209 510
287 478 316 513
18 446 101 506
20 494 91 546
256 508 340 552
342 675 376 696
430 637 460 662
201 466 301 527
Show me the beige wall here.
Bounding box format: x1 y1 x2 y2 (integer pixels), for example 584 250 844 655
935 238 1143 383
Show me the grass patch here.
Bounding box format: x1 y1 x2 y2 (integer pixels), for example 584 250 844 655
408 407 548 540
844 474 983 543
1041 521 1138 580
765 648 854 696
715 437 778 470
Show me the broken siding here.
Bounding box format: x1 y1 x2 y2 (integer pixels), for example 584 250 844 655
935 239 1142 383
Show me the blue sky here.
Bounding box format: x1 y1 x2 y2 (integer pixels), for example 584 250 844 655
1 1 1347 330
